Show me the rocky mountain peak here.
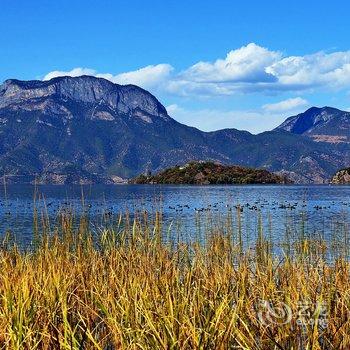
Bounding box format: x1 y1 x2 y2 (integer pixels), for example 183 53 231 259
275 106 350 139
0 75 169 119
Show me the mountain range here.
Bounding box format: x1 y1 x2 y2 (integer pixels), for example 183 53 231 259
0 75 349 184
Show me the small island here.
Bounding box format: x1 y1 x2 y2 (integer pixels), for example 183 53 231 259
130 161 289 185
331 168 350 184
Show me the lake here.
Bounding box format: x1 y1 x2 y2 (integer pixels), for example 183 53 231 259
0 184 349 248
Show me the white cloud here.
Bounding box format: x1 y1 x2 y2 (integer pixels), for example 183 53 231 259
172 46 350 96
43 64 173 90
166 104 182 115
262 97 309 113
43 68 97 81
166 104 290 134
165 80 236 97
102 64 173 88
43 43 350 97
266 51 350 88
181 43 280 83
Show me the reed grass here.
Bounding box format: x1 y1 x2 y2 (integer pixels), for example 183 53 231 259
0 209 350 349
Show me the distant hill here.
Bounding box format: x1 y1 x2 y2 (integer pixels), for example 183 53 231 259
130 161 289 185
275 106 350 143
331 168 350 184
0 76 349 184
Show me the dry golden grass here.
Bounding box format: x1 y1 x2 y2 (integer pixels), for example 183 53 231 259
0 210 349 349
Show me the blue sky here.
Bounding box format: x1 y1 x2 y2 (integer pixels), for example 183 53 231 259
1 0 350 133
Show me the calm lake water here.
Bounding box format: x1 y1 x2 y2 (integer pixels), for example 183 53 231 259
0 184 349 247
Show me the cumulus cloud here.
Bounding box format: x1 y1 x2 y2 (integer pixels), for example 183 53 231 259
266 51 350 88
44 64 173 90
173 45 350 96
43 43 350 97
262 97 309 113
43 68 97 81
175 45 350 96
102 64 173 88
181 43 280 83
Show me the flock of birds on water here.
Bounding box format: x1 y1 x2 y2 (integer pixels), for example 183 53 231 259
0 194 349 245
168 199 350 213
0 197 349 218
